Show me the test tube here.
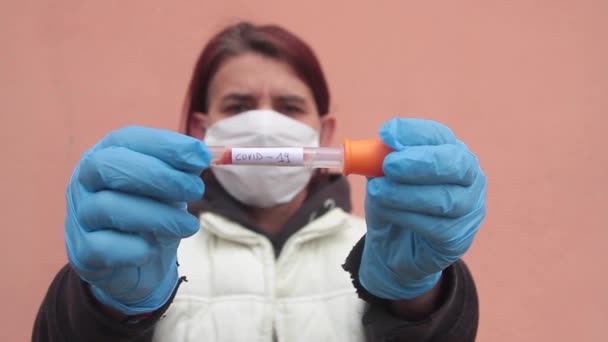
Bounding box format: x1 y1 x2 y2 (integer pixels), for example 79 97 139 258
208 139 393 177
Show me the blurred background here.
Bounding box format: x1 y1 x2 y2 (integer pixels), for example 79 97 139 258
1 0 606 341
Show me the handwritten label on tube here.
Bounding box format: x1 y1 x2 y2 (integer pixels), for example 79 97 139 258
231 148 305 166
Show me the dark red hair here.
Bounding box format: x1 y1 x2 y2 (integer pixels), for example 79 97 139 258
182 22 330 134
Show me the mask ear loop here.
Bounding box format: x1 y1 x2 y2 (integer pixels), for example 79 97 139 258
310 168 326 187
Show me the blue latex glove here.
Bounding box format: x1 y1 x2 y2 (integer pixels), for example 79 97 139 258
360 118 487 299
65 126 210 314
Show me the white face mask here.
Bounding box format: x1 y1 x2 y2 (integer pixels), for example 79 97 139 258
204 109 320 208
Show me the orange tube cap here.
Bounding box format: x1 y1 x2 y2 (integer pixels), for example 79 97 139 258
343 138 393 177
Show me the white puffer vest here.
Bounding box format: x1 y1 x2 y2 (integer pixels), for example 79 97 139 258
152 207 368 342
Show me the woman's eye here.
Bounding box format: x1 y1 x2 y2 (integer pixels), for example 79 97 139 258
223 104 250 114
281 105 304 115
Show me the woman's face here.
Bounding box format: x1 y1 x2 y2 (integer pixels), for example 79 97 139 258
189 53 335 146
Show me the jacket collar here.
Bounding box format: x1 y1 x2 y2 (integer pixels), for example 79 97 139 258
188 171 352 255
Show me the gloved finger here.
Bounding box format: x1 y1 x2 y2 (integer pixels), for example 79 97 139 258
364 227 442 278
67 229 153 273
367 175 485 217
79 147 205 202
383 144 479 186
379 118 458 150
98 126 211 173
77 190 200 239
365 194 486 254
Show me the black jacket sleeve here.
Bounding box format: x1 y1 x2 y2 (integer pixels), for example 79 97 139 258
343 236 479 342
32 264 177 342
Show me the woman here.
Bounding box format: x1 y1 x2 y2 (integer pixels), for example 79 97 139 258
34 22 486 341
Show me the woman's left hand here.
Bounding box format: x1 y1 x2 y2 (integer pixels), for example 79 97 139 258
359 118 487 300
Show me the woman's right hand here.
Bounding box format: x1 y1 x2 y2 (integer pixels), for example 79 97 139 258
64 126 211 315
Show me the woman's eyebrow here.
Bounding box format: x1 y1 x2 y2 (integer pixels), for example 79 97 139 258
274 95 306 104
220 93 256 102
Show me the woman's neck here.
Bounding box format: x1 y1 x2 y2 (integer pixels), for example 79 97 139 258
247 188 308 236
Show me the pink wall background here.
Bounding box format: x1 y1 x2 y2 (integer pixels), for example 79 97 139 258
1 1 606 341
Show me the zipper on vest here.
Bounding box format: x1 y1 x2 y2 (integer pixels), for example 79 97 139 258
260 238 278 341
